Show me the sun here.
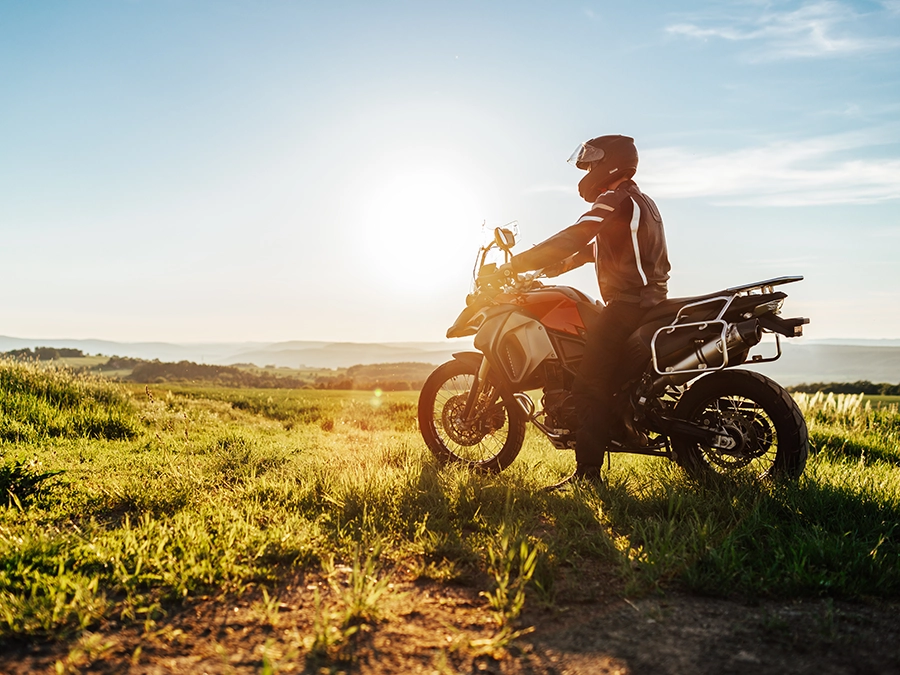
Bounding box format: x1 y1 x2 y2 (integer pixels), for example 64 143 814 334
357 168 484 293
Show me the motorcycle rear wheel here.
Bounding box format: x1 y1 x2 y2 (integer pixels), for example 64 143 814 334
672 369 808 480
418 359 526 473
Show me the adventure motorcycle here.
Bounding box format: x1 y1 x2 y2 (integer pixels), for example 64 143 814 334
418 226 810 479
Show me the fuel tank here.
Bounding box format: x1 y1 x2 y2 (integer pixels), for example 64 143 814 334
498 285 597 337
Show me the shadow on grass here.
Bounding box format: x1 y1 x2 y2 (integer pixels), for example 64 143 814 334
683 478 899 599
558 464 900 600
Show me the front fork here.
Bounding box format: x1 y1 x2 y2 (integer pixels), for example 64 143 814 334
462 358 494 422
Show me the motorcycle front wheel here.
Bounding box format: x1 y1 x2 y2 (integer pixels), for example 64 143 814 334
417 358 526 473
671 369 808 480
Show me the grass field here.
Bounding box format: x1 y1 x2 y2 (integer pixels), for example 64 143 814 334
862 394 900 407
0 359 898 671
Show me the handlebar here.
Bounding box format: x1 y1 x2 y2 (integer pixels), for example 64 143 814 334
476 267 544 293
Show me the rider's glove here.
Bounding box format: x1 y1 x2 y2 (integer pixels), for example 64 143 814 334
542 261 565 278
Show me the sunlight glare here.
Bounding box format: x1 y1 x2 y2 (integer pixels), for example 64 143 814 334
357 168 483 294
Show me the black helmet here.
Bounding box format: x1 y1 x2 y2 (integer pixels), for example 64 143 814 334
568 135 639 202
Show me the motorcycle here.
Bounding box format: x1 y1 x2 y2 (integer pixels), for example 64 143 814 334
417 226 810 479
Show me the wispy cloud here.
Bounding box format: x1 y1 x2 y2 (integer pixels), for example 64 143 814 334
667 1 900 60
639 132 900 206
883 1 900 16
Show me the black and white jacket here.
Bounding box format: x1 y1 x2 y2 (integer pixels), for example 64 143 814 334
510 180 670 308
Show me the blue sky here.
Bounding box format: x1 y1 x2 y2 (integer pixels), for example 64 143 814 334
1 1 898 343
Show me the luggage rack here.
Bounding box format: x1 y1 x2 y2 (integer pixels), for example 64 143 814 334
649 276 803 377
724 275 803 295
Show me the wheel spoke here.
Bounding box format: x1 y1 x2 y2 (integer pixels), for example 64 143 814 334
672 371 807 481
431 373 510 464
696 394 777 476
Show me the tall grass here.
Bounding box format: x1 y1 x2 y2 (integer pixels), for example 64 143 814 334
0 358 138 442
0 366 897 642
795 391 900 465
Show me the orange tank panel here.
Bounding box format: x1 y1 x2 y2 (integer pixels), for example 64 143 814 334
502 289 585 336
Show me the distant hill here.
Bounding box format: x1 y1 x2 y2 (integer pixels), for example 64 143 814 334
0 336 269 363
0 336 466 368
804 339 900 347
221 341 469 370
748 342 900 386
2 335 900 386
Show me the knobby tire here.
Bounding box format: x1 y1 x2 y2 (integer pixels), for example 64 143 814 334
417 359 526 473
672 369 808 480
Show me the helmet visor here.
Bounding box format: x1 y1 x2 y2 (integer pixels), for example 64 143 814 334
567 142 605 169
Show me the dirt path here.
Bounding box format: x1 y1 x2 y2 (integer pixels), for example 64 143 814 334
3 568 899 675
526 593 900 674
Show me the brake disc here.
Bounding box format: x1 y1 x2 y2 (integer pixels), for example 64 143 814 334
441 394 486 446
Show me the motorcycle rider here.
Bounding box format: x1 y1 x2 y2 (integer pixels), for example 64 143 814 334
489 135 671 488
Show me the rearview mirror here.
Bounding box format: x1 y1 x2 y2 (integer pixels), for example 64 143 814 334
494 227 516 251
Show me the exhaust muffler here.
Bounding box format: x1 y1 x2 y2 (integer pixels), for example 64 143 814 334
651 319 761 390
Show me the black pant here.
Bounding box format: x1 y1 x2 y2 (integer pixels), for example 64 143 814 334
572 301 648 466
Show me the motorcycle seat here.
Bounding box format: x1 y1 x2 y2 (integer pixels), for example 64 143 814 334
642 288 788 327
642 290 727 324
642 276 802 326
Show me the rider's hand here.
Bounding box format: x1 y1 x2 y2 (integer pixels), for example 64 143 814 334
542 261 565 278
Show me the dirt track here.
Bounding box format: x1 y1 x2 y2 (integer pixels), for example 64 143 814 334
3 570 899 674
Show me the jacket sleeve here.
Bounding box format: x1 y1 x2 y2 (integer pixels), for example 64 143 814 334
509 189 624 273
544 244 595 277
509 222 596 273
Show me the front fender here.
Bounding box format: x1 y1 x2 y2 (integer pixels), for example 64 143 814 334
452 352 483 370
451 350 518 396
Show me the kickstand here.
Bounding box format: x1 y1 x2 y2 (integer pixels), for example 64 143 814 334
607 451 611 472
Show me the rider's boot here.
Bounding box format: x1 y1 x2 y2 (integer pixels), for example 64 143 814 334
544 463 606 492
552 415 609 491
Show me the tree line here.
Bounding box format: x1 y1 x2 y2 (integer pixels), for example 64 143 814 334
788 380 900 396
1 350 436 390
2 347 85 360
125 359 434 390
4 349 900 395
